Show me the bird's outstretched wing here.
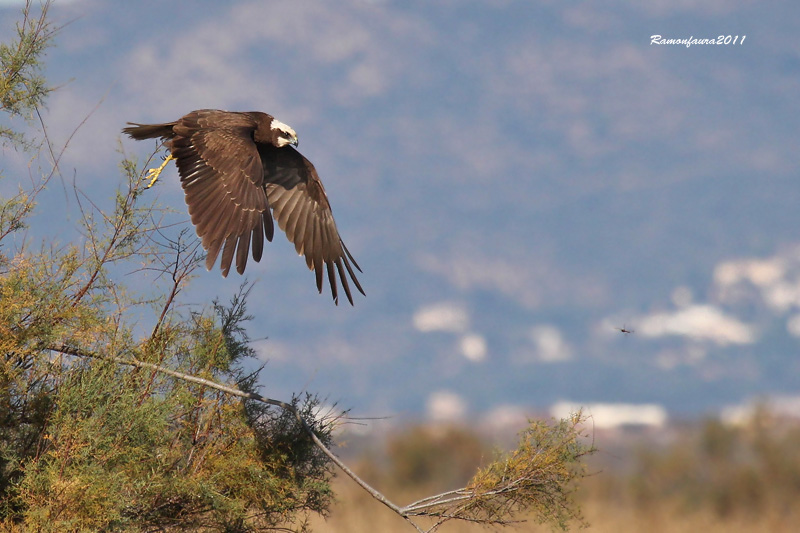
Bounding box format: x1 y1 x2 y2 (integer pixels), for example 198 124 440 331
170 110 274 276
259 144 364 305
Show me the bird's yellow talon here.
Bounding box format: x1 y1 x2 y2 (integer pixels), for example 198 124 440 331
143 154 174 188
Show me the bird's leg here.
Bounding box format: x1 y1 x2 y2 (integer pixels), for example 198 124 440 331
144 154 175 188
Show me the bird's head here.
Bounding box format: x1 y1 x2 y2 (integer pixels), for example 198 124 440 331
270 118 298 148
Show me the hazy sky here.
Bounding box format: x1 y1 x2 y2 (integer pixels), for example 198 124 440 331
2 0 798 421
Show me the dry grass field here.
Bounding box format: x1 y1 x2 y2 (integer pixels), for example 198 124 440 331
307 416 800 532
306 479 800 533
307 480 800 533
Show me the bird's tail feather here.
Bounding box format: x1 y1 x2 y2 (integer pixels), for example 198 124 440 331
122 122 176 140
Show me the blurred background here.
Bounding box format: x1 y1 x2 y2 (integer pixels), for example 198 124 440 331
2 0 798 530
3 0 796 424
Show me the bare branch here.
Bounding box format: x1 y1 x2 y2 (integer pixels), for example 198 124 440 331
46 343 590 533
47 344 431 531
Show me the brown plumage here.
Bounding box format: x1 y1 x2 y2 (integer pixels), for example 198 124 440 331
123 109 364 305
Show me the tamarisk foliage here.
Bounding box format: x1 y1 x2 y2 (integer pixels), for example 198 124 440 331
0 0 56 149
0 162 336 531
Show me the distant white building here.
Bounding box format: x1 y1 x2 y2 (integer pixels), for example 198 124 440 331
550 401 668 429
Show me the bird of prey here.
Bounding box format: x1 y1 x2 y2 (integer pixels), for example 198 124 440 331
123 109 364 305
